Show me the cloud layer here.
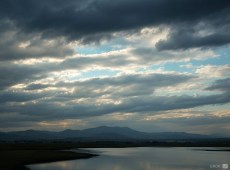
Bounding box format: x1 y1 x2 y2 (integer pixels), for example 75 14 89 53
0 0 230 60
0 0 230 133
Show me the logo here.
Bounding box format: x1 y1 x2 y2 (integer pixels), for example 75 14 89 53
222 164 228 169
210 164 228 169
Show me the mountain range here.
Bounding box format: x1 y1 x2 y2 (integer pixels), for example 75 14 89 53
0 126 223 141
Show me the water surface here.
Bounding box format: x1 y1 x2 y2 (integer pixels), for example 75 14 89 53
28 147 230 170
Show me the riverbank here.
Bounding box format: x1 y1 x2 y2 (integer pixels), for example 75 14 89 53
0 146 97 170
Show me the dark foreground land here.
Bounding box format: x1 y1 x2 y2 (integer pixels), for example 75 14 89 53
1 139 230 170
0 143 97 170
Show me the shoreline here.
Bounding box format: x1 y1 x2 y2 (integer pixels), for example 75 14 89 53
192 149 230 152
1 141 229 170
0 149 97 170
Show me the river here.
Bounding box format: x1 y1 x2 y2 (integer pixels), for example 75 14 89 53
28 147 230 170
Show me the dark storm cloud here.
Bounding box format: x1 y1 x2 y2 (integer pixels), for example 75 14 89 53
3 73 192 103
0 72 194 103
53 73 195 99
0 74 229 117
119 93 230 114
75 73 192 88
156 26 230 50
2 73 229 119
0 62 46 90
0 74 229 126
0 112 40 129
58 47 213 70
0 20 74 61
59 55 129 69
0 0 230 52
1 91 229 121
25 83 50 91
206 78 230 92
0 91 46 103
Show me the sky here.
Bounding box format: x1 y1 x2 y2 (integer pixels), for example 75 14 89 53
0 0 230 134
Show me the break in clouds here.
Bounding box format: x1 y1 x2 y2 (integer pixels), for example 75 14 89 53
0 0 230 133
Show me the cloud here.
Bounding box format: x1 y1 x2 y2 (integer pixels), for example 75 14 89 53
0 72 201 115
0 90 229 127
196 65 230 78
121 93 230 113
0 46 216 93
0 72 229 132
0 62 46 89
0 0 230 51
1 70 229 120
0 20 74 61
47 47 215 73
0 72 194 103
0 91 46 103
0 0 229 133
25 83 50 91
142 109 230 134
53 73 195 99
155 24 230 50
144 109 230 122
131 47 216 64
206 78 230 92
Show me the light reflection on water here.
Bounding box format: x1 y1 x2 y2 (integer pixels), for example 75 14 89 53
28 147 230 170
